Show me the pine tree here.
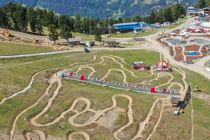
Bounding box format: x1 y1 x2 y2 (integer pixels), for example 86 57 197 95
196 0 206 8
0 9 9 28
21 7 27 32
74 14 82 33
94 30 102 43
36 14 43 34
48 24 59 43
27 8 37 33
60 25 72 43
148 11 157 23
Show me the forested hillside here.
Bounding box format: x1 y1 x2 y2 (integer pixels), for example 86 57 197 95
0 3 186 42
0 0 195 18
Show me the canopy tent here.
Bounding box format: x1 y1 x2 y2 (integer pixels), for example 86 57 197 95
201 22 210 28
80 74 86 81
156 60 170 71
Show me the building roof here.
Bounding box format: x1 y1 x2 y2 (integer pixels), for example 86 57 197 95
157 60 169 68
68 37 81 42
113 22 140 26
113 22 147 30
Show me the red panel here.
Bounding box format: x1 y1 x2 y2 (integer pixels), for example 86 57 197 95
162 88 167 93
150 87 156 93
70 72 74 77
80 74 86 81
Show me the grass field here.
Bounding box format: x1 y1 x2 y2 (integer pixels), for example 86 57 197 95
193 98 210 140
72 32 95 41
0 47 209 139
0 42 53 55
111 29 158 38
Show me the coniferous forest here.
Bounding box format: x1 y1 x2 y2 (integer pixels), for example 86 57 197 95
0 3 187 38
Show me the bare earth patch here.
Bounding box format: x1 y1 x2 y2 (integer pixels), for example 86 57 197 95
96 107 124 129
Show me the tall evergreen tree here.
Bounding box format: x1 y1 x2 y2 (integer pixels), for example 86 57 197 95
27 8 37 33
148 11 157 23
36 15 43 35
48 24 59 43
94 30 102 43
0 9 9 28
196 0 206 8
60 25 72 43
74 14 82 32
21 7 27 32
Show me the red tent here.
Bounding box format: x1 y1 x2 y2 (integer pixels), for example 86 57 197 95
200 28 205 33
70 72 74 77
80 74 86 81
190 29 195 33
156 60 170 71
150 87 156 93
162 88 167 93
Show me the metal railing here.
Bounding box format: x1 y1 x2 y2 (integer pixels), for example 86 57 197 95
59 72 180 97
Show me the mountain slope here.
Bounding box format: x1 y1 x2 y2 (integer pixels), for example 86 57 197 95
0 0 196 18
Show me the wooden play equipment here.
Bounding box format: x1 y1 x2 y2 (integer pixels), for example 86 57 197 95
33 39 42 44
103 41 120 48
1 29 12 37
0 29 14 41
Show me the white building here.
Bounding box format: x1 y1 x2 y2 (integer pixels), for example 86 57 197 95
187 7 196 16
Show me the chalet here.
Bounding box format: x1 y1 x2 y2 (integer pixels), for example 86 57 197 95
203 7 210 15
68 37 81 45
187 7 196 16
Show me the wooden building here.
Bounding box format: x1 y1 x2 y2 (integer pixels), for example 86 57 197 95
68 37 81 45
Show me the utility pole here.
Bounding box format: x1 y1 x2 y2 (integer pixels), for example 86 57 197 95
108 25 112 37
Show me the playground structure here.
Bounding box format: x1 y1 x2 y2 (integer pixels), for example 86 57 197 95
0 29 40 44
102 40 121 48
159 16 210 62
0 29 13 38
159 35 210 62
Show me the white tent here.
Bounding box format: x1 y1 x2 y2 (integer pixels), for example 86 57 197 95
201 22 210 28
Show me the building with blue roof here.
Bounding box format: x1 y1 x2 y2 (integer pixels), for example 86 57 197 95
113 22 146 32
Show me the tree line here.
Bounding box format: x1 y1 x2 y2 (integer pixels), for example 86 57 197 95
0 3 186 42
196 0 209 9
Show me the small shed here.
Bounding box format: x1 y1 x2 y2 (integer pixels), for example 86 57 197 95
132 61 150 70
68 37 81 45
163 22 171 26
